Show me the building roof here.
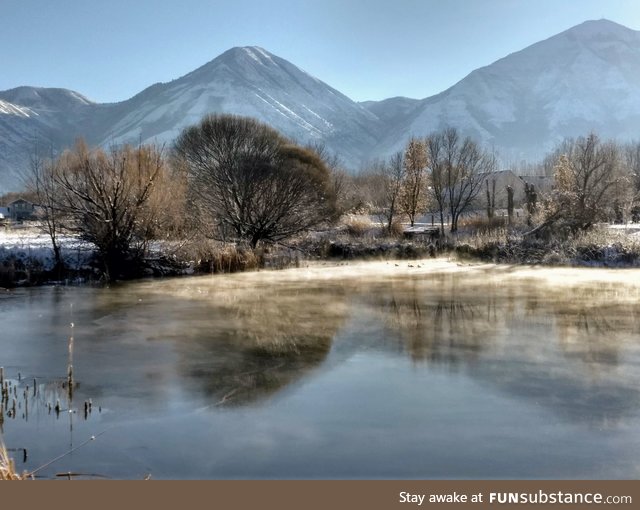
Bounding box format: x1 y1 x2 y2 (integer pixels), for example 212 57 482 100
8 198 34 206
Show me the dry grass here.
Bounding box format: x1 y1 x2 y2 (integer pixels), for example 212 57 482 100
456 225 640 266
207 244 259 273
458 215 509 234
342 215 374 237
0 441 30 480
177 239 260 273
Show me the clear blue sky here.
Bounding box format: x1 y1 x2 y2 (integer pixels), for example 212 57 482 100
2 0 639 103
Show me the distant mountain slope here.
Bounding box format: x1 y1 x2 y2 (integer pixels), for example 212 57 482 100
0 88 95 190
372 19 640 163
0 98 39 190
360 96 421 127
1 19 640 192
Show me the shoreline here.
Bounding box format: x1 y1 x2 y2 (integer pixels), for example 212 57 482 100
2 224 640 289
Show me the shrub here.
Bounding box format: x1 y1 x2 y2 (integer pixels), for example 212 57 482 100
343 215 373 237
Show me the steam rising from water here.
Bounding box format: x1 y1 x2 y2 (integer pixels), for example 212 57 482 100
2 258 640 478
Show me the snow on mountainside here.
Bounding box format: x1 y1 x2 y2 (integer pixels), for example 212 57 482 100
0 88 95 191
97 47 381 166
372 19 640 163
1 19 640 192
0 48 382 191
0 98 39 190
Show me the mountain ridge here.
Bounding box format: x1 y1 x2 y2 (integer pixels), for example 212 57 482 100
1 19 640 191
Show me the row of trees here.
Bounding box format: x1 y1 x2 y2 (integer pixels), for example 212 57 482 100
349 131 640 237
367 127 496 234
25 111 640 280
29 115 337 280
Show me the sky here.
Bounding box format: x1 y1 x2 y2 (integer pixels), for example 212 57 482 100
2 0 639 103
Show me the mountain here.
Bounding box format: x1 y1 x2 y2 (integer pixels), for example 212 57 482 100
0 47 382 191
0 88 95 190
1 19 640 192
97 47 382 163
368 19 640 163
359 96 421 127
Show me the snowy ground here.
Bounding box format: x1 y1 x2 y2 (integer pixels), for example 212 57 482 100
2 221 640 277
0 225 95 271
606 223 640 236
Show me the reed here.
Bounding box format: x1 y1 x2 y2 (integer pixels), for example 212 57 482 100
342 215 374 238
0 441 30 480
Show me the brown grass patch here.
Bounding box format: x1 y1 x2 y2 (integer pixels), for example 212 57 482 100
343 215 374 237
0 441 30 480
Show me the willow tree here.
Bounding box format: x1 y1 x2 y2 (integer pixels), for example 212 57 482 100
48 140 170 280
174 114 336 248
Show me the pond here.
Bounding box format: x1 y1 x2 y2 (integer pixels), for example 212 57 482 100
2 259 640 479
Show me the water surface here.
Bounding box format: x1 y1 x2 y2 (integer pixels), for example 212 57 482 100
2 260 640 479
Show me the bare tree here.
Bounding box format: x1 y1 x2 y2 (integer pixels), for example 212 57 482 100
400 138 428 227
524 182 537 226
27 146 64 273
506 185 514 226
379 151 406 232
428 128 494 233
623 141 640 221
625 141 640 190
306 142 351 218
174 115 336 248
527 134 622 236
350 164 388 215
485 177 496 220
51 140 168 280
427 135 448 235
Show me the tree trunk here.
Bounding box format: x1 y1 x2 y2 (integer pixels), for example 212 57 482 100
52 243 64 278
450 213 458 233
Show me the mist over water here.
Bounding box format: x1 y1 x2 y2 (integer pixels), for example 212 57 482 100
2 260 640 479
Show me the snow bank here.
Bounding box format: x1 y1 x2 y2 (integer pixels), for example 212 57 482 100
0 227 95 271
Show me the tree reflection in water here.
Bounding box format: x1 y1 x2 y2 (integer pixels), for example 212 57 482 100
166 283 349 406
359 273 640 426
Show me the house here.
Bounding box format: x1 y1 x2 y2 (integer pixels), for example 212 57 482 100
7 199 36 221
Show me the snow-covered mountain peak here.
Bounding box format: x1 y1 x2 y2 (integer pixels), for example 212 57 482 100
81 45 381 171
0 86 94 109
563 18 637 40
214 46 278 67
236 46 278 66
186 45 331 94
